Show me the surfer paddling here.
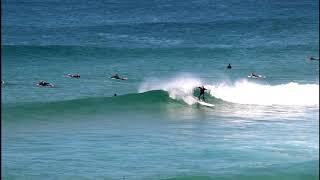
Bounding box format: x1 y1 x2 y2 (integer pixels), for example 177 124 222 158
250 72 260 78
248 72 265 79
111 74 128 80
68 73 80 78
37 80 54 87
198 86 207 102
309 56 319 61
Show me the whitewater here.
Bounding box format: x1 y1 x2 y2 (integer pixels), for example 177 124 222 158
2 0 319 179
139 75 319 106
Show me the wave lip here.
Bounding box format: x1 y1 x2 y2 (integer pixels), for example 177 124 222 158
139 74 202 105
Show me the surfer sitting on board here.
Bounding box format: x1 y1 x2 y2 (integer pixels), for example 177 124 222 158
198 86 207 102
227 63 232 69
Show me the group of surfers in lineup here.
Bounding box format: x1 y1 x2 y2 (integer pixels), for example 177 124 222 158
1 73 127 88
38 73 127 88
2 56 318 102
36 73 128 88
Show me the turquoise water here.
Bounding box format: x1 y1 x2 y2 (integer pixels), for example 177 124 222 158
2 0 319 179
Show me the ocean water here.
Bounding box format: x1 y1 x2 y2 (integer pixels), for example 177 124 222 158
1 0 319 179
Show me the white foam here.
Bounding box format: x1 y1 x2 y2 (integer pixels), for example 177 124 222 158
138 74 202 105
139 76 319 106
207 80 319 106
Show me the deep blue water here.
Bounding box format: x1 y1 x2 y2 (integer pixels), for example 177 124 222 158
1 0 319 179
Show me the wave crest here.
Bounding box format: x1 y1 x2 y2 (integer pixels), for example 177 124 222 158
139 74 202 105
139 76 319 106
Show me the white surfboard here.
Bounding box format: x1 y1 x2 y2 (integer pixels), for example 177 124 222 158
197 101 215 107
111 77 128 80
247 75 265 79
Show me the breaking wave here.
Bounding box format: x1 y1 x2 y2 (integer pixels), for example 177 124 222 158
139 75 319 106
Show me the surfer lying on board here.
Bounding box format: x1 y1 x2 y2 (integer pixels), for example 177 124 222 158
309 56 319 61
111 74 120 79
111 74 128 80
37 80 54 87
198 86 207 101
250 72 260 78
68 73 80 78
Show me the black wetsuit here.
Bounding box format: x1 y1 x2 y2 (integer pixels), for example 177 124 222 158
198 87 207 101
227 64 232 69
112 74 120 79
39 81 50 86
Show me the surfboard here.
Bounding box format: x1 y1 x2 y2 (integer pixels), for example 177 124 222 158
111 77 128 80
247 75 265 79
197 101 215 107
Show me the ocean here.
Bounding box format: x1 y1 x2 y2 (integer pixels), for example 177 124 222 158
1 0 319 179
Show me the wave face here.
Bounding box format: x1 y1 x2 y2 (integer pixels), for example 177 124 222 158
3 75 319 121
139 76 319 106
2 90 175 120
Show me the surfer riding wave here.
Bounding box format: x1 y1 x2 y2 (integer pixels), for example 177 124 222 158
198 86 207 102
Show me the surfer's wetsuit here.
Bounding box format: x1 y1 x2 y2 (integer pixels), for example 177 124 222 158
227 64 232 69
251 73 259 78
112 74 120 79
38 81 53 87
70 74 80 78
39 81 49 86
198 86 207 101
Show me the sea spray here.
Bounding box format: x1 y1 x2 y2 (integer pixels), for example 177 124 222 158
139 74 202 105
139 75 319 106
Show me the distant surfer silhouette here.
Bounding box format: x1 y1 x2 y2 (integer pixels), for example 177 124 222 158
198 86 207 101
309 56 319 61
227 63 232 69
111 74 128 80
37 80 54 87
68 73 80 78
250 72 259 78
